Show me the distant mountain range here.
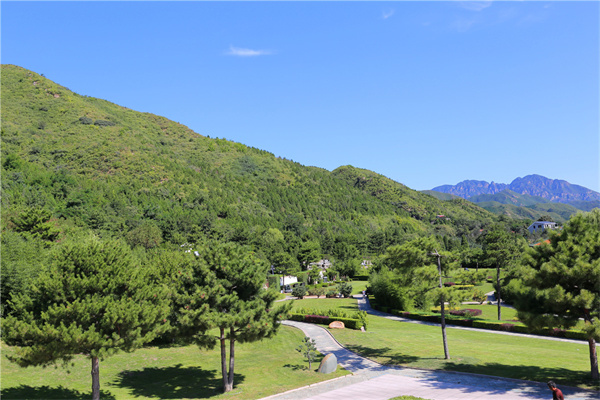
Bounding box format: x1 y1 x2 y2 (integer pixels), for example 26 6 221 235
427 175 600 223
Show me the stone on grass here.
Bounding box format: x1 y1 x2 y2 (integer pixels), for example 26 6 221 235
318 353 337 374
328 321 345 329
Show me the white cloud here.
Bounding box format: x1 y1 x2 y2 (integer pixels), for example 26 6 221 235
382 9 395 19
459 1 493 12
225 46 272 57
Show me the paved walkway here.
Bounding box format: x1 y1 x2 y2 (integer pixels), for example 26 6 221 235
260 295 599 400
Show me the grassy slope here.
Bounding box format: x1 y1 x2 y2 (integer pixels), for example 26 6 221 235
1 326 349 400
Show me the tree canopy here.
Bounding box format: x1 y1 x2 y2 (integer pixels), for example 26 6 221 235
175 241 292 392
2 237 171 399
508 209 600 380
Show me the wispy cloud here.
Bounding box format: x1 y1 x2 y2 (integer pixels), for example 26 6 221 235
382 9 395 20
225 46 273 57
459 1 493 12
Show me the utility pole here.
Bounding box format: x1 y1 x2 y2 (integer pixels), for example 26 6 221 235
430 249 450 360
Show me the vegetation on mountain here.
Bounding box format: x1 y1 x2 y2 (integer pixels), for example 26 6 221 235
1 64 506 304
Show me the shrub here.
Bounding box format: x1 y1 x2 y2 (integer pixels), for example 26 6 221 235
267 275 279 291
79 116 93 125
472 288 487 304
326 290 337 298
304 314 329 324
500 323 515 331
369 269 414 310
292 285 307 299
94 119 116 127
336 282 352 298
450 309 482 317
312 287 326 298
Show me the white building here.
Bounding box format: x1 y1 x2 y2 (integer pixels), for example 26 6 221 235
528 221 558 234
280 275 298 286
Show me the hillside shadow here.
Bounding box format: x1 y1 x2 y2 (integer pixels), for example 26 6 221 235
112 363 246 399
1 385 116 400
344 344 419 365
441 361 599 392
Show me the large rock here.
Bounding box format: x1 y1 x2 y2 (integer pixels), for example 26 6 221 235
318 353 337 374
328 321 345 329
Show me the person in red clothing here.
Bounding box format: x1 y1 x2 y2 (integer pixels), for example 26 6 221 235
547 381 565 400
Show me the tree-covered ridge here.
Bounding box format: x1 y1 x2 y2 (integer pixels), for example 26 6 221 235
332 165 497 240
1 64 500 262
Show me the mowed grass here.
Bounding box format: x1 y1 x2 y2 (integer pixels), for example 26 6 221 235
1 326 349 400
290 298 359 313
349 280 368 295
438 304 520 322
330 313 598 390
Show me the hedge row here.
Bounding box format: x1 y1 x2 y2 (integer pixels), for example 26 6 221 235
367 301 588 341
288 313 363 330
432 308 483 317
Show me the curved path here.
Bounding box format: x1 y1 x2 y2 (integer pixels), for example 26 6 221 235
261 296 598 400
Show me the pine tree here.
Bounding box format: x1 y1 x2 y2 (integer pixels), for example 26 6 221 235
509 210 600 380
1 237 171 400
296 336 318 370
175 241 292 393
482 226 526 320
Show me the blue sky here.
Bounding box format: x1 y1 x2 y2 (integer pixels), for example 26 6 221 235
2 1 599 191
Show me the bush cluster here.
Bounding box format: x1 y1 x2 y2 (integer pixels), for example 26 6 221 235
432 308 483 317
94 120 116 127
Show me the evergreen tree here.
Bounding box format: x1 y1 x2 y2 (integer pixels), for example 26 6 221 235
481 226 526 320
271 251 300 289
297 240 321 269
296 336 318 370
1 237 171 400
175 241 292 393
376 237 462 359
508 210 600 380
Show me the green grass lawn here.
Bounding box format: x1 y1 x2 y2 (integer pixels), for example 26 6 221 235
1 326 349 400
349 280 368 295
290 298 359 313
329 313 598 390
436 304 521 322
477 281 494 294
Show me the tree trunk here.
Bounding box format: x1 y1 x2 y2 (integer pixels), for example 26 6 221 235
220 327 232 393
91 357 100 400
496 264 502 321
589 335 599 380
435 251 450 360
228 327 236 391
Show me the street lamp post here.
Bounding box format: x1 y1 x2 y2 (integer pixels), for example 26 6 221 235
430 249 450 360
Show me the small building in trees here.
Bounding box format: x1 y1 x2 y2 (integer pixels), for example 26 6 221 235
527 221 558 234
308 259 332 270
280 275 298 286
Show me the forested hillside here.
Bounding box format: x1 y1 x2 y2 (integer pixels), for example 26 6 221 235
1 64 503 277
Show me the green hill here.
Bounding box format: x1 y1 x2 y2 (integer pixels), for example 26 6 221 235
1 64 500 261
